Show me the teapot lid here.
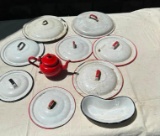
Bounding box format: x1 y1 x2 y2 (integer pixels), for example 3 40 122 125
41 54 59 66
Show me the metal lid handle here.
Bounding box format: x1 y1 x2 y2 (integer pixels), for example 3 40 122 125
42 20 48 25
73 41 77 49
9 79 18 88
95 70 101 81
89 14 99 22
48 100 56 109
112 41 120 50
17 42 25 51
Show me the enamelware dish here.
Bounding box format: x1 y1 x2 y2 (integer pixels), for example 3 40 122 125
93 36 137 66
29 87 76 129
23 15 68 42
0 37 44 66
55 35 92 62
0 70 34 102
72 60 123 99
72 11 115 38
81 95 135 124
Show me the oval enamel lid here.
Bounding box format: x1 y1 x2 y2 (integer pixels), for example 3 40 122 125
23 15 68 42
29 87 76 129
72 60 123 99
72 11 115 38
0 37 44 66
55 36 92 62
93 36 137 66
0 70 34 102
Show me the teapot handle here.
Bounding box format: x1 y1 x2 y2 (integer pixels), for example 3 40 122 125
28 56 40 67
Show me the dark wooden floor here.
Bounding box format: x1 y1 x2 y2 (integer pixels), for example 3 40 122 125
0 0 159 20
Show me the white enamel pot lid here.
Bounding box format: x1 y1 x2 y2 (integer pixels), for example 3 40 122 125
0 37 44 66
55 35 92 62
81 95 135 124
72 60 123 99
0 70 34 102
29 87 76 129
23 15 68 42
93 36 137 66
72 11 115 38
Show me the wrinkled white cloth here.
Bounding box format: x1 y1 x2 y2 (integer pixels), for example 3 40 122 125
0 8 160 136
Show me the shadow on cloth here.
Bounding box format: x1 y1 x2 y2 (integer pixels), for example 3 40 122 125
0 19 31 40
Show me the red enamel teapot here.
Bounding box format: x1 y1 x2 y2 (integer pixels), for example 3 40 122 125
28 53 70 77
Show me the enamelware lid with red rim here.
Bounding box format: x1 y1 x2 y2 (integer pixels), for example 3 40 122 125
55 36 92 62
0 37 44 66
23 15 68 42
72 60 123 99
93 36 137 66
72 11 115 38
29 87 76 129
0 70 34 102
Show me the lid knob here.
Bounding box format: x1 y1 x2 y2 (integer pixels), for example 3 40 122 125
95 70 101 81
17 42 26 51
41 53 59 67
48 100 56 109
42 20 48 25
73 41 77 49
89 14 99 22
9 78 18 88
112 41 120 50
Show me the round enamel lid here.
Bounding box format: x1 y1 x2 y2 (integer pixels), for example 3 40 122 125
72 60 123 99
55 36 92 62
23 15 68 42
29 87 76 128
0 37 44 66
0 70 34 102
93 36 137 66
72 11 115 38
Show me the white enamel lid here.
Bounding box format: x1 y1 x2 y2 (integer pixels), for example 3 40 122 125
55 35 92 62
72 11 115 38
29 87 76 129
0 37 44 66
23 15 68 42
0 70 34 102
72 60 123 99
93 36 137 66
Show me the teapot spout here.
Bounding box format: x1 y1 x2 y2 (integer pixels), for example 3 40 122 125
62 60 71 70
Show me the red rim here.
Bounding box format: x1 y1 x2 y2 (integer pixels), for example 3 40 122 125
55 35 93 63
28 86 76 129
72 59 124 99
92 35 138 67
